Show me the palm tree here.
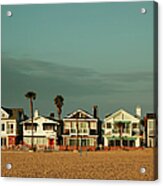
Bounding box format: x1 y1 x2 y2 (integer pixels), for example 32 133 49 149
25 91 36 150
54 95 64 120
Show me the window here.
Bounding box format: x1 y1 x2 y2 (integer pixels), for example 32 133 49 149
1 137 7 146
107 123 112 129
89 138 94 146
72 122 76 129
70 129 76 133
116 140 120 146
83 129 88 133
148 120 155 129
24 123 37 131
69 139 77 146
81 139 88 146
64 122 70 129
132 123 138 128
43 124 53 130
90 122 96 129
1 124 5 131
7 124 14 133
80 122 88 129
10 124 14 133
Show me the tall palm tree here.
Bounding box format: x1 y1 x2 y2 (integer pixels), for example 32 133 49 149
54 95 64 120
25 91 36 150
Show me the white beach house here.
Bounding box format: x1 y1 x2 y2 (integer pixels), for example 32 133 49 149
21 110 60 149
103 107 142 150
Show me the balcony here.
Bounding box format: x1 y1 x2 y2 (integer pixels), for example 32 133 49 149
78 129 89 135
123 129 130 134
70 129 77 135
69 128 89 135
112 129 119 134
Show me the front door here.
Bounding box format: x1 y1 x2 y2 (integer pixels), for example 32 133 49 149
49 139 54 148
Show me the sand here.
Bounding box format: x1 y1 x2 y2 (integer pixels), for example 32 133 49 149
1 149 157 180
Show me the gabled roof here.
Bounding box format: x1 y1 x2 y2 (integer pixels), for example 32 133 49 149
64 109 94 119
104 109 140 122
21 115 60 125
1 107 24 120
1 107 10 118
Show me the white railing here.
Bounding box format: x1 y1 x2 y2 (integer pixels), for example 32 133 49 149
78 129 89 135
69 128 89 135
70 129 77 135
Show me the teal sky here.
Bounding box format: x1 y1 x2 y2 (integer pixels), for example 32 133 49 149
1 1 155 118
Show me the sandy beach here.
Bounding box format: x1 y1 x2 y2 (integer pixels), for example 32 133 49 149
1 148 157 180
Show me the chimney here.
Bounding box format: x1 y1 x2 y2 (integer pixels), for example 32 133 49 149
136 106 141 118
50 112 55 119
34 109 39 118
92 105 98 118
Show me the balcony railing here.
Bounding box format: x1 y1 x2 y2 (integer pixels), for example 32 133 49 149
69 128 89 135
123 129 130 134
112 129 119 134
78 129 89 135
70 129 77 134
112 129 130 134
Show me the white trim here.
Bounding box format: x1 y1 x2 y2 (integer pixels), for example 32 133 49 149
21 116 60 125
63 118 97 122
1 108 10 119
65 109 93 119
104 109 140 122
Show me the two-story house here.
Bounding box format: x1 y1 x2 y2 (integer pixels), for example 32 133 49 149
21 110 60 149
144 113 157 147
1 107 24 148
60 107 101 151
103 108 142 150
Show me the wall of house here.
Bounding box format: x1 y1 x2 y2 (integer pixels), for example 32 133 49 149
22 117 59 147
23 118 57 136
147 119 156 147
23 137 48 147
135 138 140 147
1 119 17 147
103 111 141 148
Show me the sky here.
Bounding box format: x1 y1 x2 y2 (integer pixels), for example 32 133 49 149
1 1 156 119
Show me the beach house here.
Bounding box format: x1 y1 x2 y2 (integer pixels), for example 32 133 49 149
1 107 24 148
103 107 143 150
144 113 157 147
60 106 101 151
21 110 60 149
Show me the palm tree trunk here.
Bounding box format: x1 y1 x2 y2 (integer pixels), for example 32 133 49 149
30 98 34 150
58 108 61 120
